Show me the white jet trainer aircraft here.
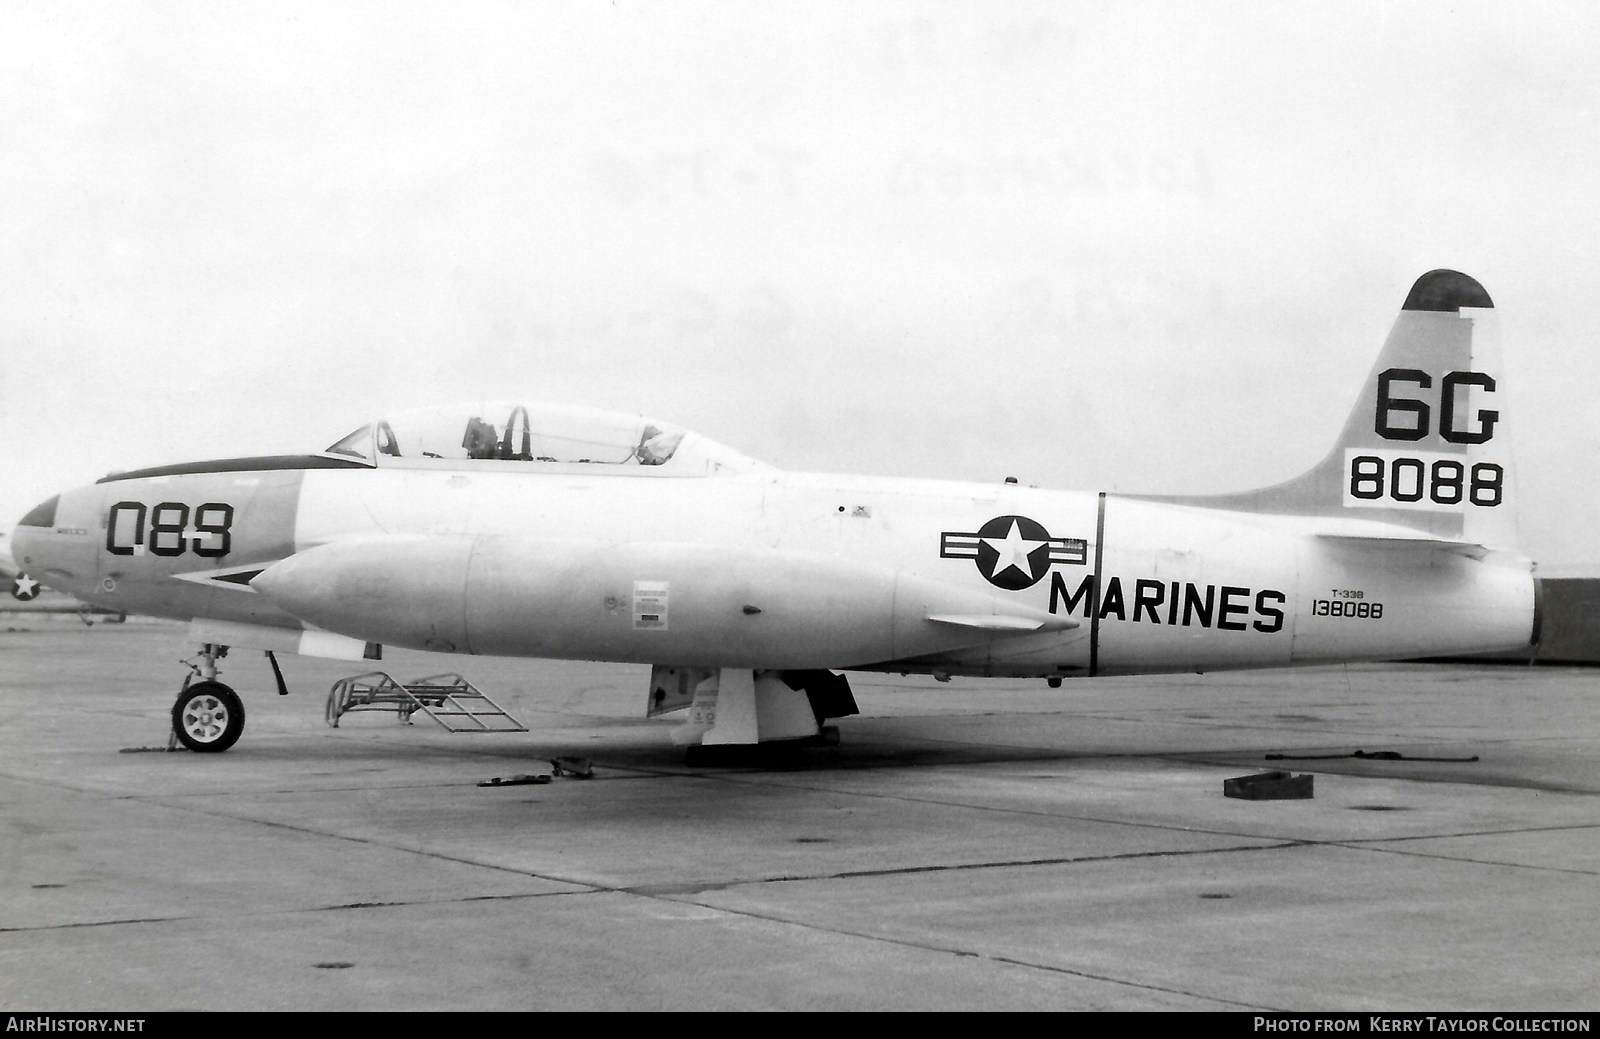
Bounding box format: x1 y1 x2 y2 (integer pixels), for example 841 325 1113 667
11 270 1536 753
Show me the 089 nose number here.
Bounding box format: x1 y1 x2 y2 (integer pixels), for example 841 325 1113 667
106 501 234 558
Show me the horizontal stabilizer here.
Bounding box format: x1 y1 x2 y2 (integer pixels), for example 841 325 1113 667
1315 533 1487 559
927 613 1079 634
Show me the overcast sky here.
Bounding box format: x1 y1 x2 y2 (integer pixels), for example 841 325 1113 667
3 1 1597 571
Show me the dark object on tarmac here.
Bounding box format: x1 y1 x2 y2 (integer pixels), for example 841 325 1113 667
551 756 594 778
478 773 551 787
1266 749 1479 763
1224 770 1313 800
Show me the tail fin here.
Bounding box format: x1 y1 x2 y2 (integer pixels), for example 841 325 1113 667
1148 270 1519 547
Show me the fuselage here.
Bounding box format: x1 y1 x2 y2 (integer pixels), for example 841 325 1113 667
12 456 1536 680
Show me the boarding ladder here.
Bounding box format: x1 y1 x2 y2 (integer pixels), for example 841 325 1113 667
325 672 527 733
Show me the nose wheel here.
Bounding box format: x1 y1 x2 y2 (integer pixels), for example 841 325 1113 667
171 643 246 752
172 681 246 752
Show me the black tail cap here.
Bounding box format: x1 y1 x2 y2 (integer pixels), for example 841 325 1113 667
1402 269 1494 312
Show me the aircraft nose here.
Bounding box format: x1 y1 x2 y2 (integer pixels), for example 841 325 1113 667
11 494 61 582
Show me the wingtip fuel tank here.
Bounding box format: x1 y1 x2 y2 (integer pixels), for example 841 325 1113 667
252 535 1076 669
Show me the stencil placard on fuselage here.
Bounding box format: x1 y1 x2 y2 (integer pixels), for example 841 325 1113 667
633 580 669 630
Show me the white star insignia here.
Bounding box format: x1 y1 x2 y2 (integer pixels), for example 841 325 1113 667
12 574 40 601
982 519 1046 580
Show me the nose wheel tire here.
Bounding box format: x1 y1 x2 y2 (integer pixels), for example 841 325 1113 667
172 681 246 753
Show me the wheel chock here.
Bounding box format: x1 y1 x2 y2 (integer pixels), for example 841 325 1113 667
551 756 594 778
1223 770 1313 800
478 773 551 787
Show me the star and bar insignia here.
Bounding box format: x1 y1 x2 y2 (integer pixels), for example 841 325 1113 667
940 515 1087 590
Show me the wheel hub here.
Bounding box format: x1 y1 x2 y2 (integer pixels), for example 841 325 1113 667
183 696 228 741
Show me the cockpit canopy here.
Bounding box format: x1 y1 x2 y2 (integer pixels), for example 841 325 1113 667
324 402 767 475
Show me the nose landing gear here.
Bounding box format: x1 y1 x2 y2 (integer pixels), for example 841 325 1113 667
171 644 246 753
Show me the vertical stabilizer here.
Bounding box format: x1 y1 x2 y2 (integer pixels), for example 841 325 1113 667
1144 270 1518 547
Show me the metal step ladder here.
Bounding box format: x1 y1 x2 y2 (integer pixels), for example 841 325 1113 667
325 671 527 733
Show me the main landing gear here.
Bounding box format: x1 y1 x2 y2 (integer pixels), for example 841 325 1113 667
171 643 246 753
